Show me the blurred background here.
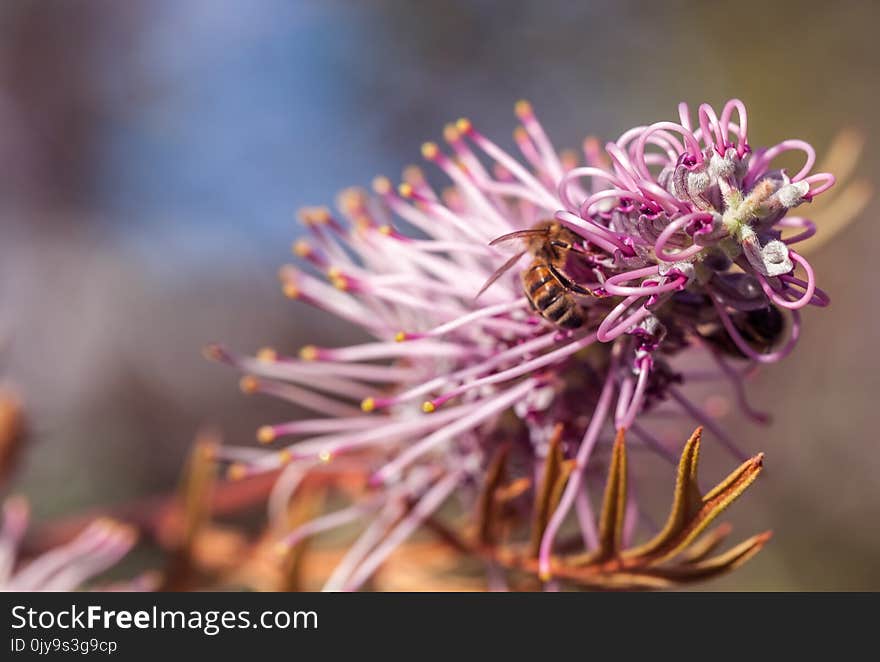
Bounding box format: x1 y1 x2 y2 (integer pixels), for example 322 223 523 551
1 0 877 589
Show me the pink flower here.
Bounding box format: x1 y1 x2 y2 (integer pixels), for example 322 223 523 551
209 99 836 589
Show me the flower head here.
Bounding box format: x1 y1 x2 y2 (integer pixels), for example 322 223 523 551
558 99 832 361
209 98 839 590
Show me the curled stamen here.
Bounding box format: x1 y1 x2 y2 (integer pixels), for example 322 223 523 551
635 122 704 176
603 266 687 298
777 216 817 245
554 210 630 254
578 188 651 219
654 212 714 262
719 98 749 156
756 251 816 310
697 103 724 154
803 172 836 198
557 166 622 213
749 139 816 185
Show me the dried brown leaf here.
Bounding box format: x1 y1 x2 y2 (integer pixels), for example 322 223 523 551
528 424 565 556
476 444 510 547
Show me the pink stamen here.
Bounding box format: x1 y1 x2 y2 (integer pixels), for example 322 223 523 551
425 333 598 407
603 266 687 298
697 103 725 154
776 216 817 245
554 210 630 254
538 343 620 579
372 378 540 484
654 212 714 262
459 123 560 210
322 497 407 592
616 354 653 429
756 251 817 310
748 139 816 185
720 98 749 156
279 499 382 549
597 295 653 342
342 469 465 591
574 483 599 552
803 172 836 197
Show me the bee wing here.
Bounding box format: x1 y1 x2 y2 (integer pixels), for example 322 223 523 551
488 228 549 247
475 250 527 300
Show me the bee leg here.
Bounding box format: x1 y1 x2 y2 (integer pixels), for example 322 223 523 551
550 239 591 256
568 282 595 296
548 264 594 297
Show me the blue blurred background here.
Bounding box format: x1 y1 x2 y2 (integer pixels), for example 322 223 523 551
1 0 877 589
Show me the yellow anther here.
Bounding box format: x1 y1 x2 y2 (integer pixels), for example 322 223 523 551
299 345 319 361
513 125 529 142
353 215 372 234
293 239 311 257
282 282 300 299
257 347 278 362
378 224 393 236
394 331 407 342
297 206 330 226
402 165 425 185
239 375 260 394
455 117 472 133
338 187 365 214
202 344 224 362
421 401 436 414
257 426 276 444
318 450 332 463
360 397 376 413
372 176 392 194
277 449 293 465
560 148 579 169
398 182 414 198
514 99 533 118
227 463 247 481
441 187 460 207
443 123 460 143
421 142 439 160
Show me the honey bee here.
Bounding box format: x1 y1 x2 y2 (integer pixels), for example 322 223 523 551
477 220 599 330
699 304 786 359
666 291 787 358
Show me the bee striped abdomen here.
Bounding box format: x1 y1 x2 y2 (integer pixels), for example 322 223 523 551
522 263 584 330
